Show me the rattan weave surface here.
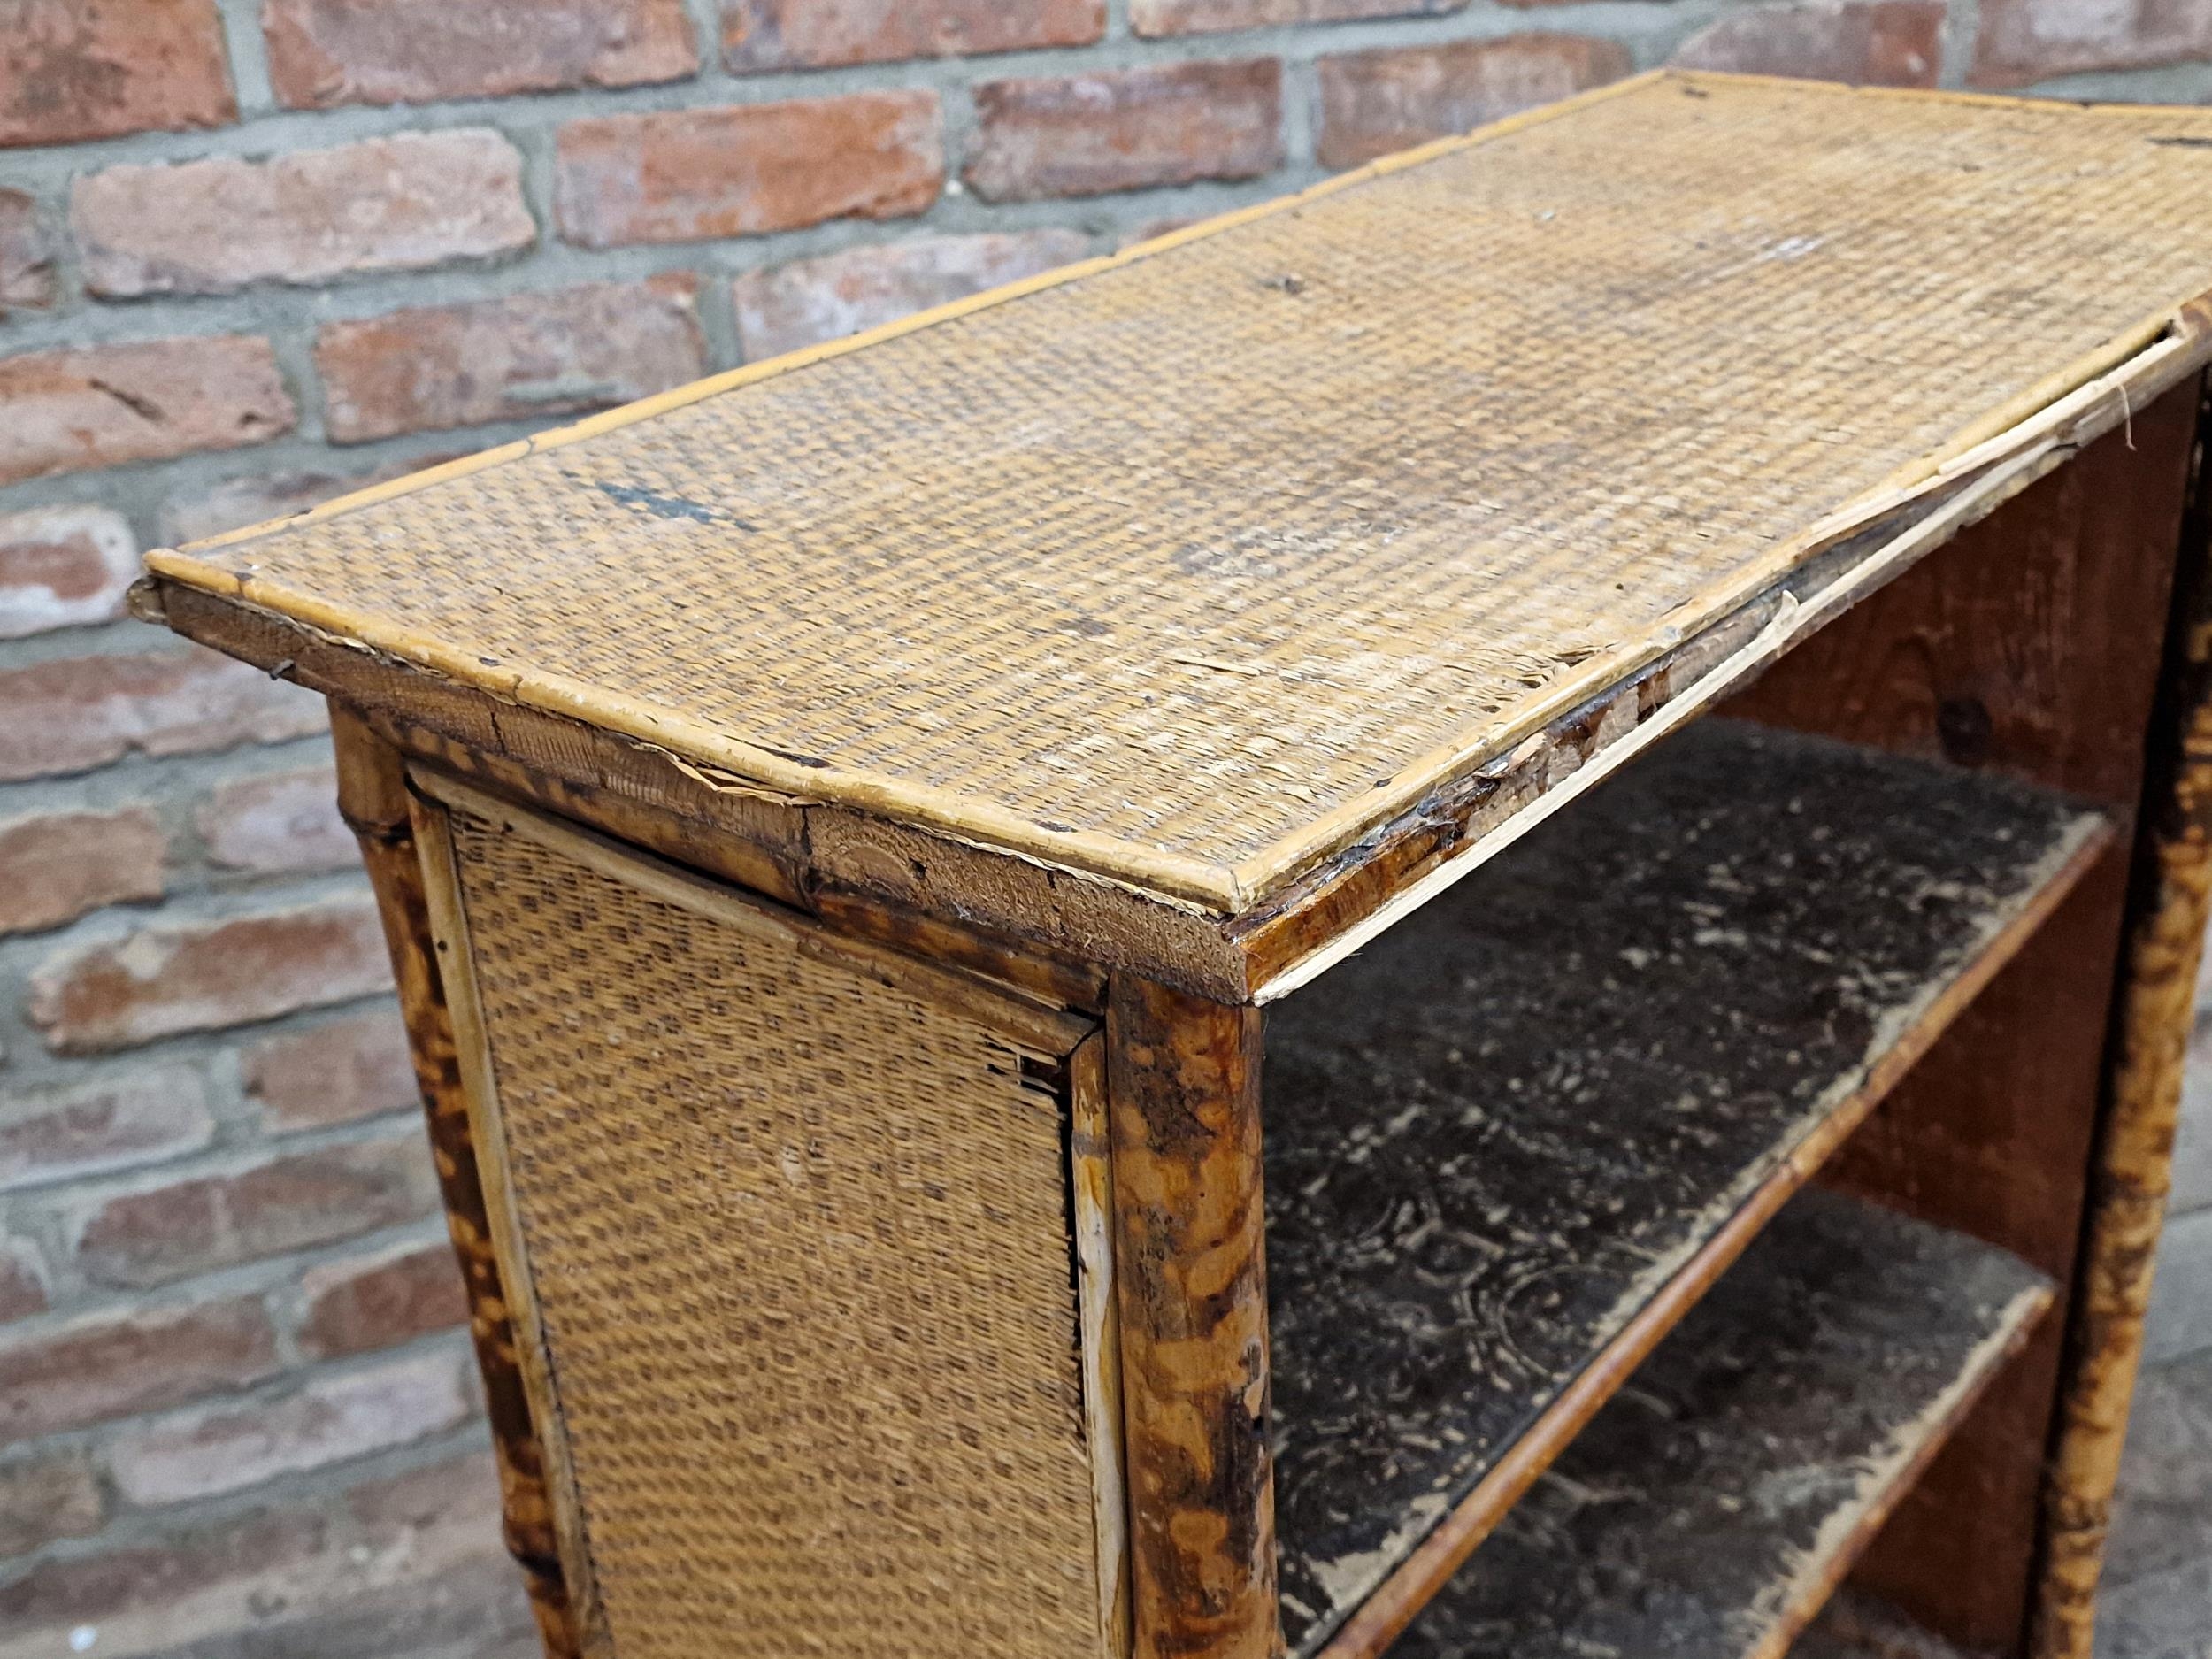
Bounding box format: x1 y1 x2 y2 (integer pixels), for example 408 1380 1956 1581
157 74 2212 911
445 802 1109 1658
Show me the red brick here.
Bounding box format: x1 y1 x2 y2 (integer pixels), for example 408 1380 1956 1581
73 129 534 299
1133 0 1461 35
0 1064 211 1192
1317 34 1632 170
69 1133 439 1289
1674 0 1943 85
0 1447 102 1556
725 0 1103 71
0 648 326 783
0 1239 46 1323
1973 0 2212 86
0 0 234 148
966 59 1284 203
199 764 352 873
265 0 695 109
110 1346 471 1505
0 805 165 936
733 228 1090 360
0 334 294 486
0 503 136 639
160 452 463 545
556 92 942 249
29 896 391 1056
315 275 707 443
244 1010 419 1133
0 1502 324 1634
0 1452 506 1645
298 1239 469 1359
0 1295 278 1441
0 188 54 311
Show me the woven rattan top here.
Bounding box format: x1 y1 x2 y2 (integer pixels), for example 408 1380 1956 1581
150 73 2212 917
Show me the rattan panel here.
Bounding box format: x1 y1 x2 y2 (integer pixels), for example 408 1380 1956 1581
442 803 1110 1659
157 75 2212 907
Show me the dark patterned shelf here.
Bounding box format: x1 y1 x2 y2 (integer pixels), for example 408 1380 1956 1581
1792 1591 1989 1659
1391 1189 2049 1658
1263 718 2107 1655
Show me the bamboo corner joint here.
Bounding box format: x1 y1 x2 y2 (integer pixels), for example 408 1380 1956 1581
132 71 2212 1659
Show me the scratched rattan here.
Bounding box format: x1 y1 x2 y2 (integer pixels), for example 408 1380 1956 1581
442 801 1110 1659
155 74 2212 910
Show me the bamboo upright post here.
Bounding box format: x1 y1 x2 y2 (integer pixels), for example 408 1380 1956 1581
330 708 580 1658
2032 381 2212 1659
1106 977 1279 1659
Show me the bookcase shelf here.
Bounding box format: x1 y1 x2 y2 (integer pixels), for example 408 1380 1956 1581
1265 719 2108 1655
1389 1188 2049 1659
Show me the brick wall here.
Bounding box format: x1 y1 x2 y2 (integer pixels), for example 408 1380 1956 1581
4 2 2211 1655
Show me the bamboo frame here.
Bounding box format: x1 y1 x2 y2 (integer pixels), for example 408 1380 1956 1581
2032 378 2212 1659
328 710 581 1658
1106 977 1279 1659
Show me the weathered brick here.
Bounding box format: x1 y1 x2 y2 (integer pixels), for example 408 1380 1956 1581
0 335 294 486
110 1346 471 1506
0 0 234 148
315 275 707 443
1974 0 2212 88
0 1502 324 1636
1133 0 1461 35
733 229 1090 361
0 649 325 783
0 1064 211 1192
0 806 165 936
265 0 695 109
244 1009 419 1133
69 1133 438 1288
0 504 136 639
0 1450 505 1647
0 1240 46 1323
967 59 1284 203
314 280 699 449
0 1447 102 1557
73 129 534 299
1674 0 1943 86
0 189 54 311
556 92 942 248
29 896 391 1056
195 1554 540 1659
1317 34 1632 169
160 452 462 546
199 764 351 873
725 0 1103 71
0 1296 278 1441
299 1238 469 1360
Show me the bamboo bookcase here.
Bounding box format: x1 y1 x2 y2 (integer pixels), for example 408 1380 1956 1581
132 73 2212 1659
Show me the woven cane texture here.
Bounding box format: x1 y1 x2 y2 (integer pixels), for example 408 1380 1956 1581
444 803 1110 1659
161 75 2212 910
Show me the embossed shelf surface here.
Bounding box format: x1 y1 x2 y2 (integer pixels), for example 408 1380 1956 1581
1791 1591 1985 1659
1391 1189 2051 1659
1263 718 2108 1655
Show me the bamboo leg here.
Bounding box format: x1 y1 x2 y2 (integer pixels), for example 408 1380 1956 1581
1107 975 1280 1659
2032 380 2212 1659
331 706 580 1659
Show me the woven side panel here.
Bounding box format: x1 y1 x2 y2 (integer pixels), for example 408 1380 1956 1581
444 804 1109 1659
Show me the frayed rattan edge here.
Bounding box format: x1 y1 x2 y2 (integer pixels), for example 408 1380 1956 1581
141 117 2212 923
409 785 618 1659
411 764 1098 1056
